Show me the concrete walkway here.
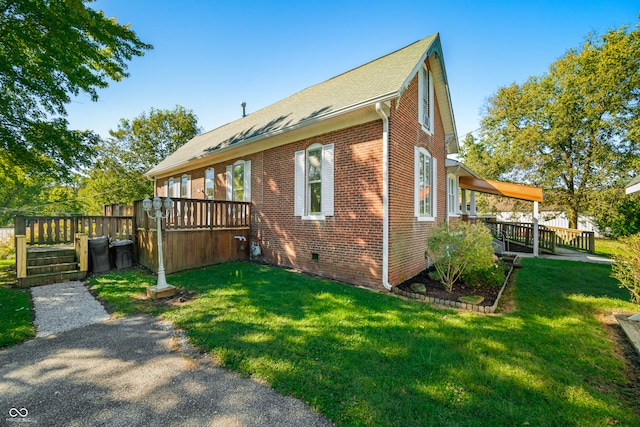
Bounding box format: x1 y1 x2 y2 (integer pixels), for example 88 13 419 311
0 283 332 426
513 247 613 264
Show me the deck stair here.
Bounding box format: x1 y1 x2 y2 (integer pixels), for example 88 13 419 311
18 246 86 287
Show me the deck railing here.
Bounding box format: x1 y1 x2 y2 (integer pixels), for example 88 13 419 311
15 215 134 245
483 220 556 253
133 198 251 230
544 225 595 254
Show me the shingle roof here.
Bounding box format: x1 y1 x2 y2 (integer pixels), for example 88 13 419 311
148 34 451 177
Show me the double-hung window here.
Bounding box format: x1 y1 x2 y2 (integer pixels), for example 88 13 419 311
294 143 334 219
414 147 437 220
205 168 215 199
226 160 251 202
418 65 434 134
447 174 459 216
166 177 180 198
180 174 191 198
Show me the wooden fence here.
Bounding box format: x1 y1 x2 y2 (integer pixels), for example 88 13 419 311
15 215 134 245
483 221 556 254
104 204 134 216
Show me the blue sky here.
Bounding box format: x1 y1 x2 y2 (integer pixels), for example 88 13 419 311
66 0 639 144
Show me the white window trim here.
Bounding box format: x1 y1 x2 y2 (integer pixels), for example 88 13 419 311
295 143 334 220
447 174 460 217
414 146 437 222
205 168 215 200
418 65 435 135
226 160 251 202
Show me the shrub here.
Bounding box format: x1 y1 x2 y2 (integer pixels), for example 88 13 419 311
611 233 640 306
460 257 506 289
425 221 495 292
0 238 14 260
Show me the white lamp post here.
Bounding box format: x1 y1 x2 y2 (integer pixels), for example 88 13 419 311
143 196 177 298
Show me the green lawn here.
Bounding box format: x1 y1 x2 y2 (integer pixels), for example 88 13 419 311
0 259 34 348
89 260 639 426
594 238 627 258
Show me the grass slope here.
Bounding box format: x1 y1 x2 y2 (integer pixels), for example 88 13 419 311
89 260 639 426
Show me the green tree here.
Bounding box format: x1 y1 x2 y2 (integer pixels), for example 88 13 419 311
590 188 640 238
81 106 202 210
0 0 152 178
109 105 202 173
0 159 50 226
461 23 640 228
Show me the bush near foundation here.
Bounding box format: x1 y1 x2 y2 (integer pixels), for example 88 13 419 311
425 221 496 292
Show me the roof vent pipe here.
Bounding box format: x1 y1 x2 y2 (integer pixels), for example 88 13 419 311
241 102 247 118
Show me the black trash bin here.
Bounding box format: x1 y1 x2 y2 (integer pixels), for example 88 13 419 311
88 236 111 273
111 239 133 269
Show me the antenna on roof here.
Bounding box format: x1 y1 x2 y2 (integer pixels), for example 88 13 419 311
241 102 247 118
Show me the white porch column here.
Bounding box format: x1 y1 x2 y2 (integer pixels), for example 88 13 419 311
470 191 477 216
461 189 468 214
533 201 539 257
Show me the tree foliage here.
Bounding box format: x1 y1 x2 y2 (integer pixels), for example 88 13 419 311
109 105 202 174
0 158 49 225
81 106 202 212
460 23 640 228
590 188 640 238
0 0 152 178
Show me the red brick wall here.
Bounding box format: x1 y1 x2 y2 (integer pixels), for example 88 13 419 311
387 58 447 285
260 122 383 288
155 122 384 289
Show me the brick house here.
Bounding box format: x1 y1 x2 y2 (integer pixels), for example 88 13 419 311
147 34 470 291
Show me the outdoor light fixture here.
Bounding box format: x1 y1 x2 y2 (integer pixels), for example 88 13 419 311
143 196 176 298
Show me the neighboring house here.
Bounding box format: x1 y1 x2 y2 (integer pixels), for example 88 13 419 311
147 34 488 290
626 175 640 195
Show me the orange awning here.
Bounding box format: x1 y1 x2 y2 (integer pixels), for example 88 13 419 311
459 176 543 202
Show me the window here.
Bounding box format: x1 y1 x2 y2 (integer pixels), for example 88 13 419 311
167 177 178 198
447 174 459 216
295 143 334 219
418 65 434 134
307 147 322 214
180 174 191 198
205 168 215 199
414 147 437 220
226 160 251 202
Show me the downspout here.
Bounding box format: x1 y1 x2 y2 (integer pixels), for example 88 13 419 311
376 102 392 291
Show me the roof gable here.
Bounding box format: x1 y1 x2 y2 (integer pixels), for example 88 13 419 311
148 34 458 177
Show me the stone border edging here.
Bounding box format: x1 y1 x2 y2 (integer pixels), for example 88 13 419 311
391 256 518 314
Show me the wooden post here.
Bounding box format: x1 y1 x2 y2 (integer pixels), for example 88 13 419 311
75 233 88 272
15 235 27 279
15 216 26 235
588 232 595 254
533 201 539 258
